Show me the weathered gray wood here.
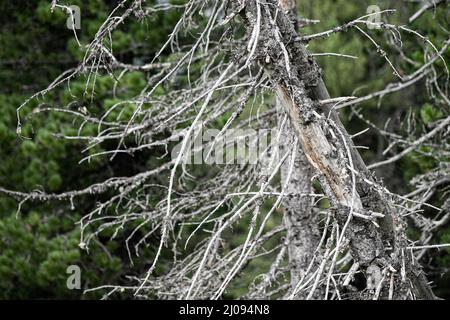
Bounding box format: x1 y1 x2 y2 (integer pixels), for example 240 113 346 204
238 0 436 299
278 0 321 298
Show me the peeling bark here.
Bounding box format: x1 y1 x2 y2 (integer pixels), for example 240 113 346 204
278 0 321 299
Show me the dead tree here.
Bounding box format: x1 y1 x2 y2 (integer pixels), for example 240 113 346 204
277 0 322 299
239 0 438 299
1 0 449 299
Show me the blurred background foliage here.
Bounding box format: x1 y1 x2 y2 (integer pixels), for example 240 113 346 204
0 0 449 299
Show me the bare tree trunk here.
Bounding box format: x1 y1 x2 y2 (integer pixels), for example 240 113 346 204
279 124 321 296
239 0 437 300
278 0 321 298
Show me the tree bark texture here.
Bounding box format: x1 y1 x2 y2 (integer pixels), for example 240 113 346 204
278 0 321 298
